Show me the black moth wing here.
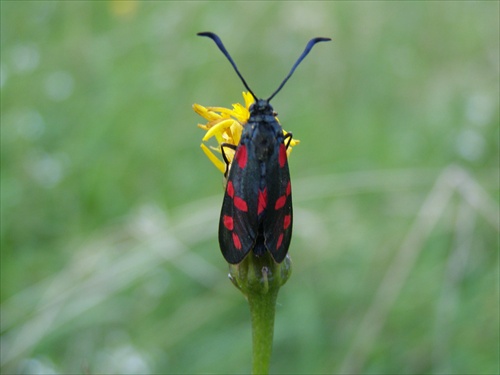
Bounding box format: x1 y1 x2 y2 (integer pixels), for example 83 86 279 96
218 140 260 264
262 133 293 263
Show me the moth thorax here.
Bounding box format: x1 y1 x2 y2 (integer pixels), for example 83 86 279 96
254 130 275 161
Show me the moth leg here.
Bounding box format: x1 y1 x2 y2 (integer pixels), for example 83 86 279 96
221 143 237 177
284 132 293 149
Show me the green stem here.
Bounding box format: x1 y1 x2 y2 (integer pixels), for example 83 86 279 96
248 287 279 375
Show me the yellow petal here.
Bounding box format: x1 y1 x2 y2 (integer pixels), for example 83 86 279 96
203 118 238 141
206 107 234 118
243 91 255 109
193 104 222 121
231 103 249 123
230 122 243 145
221 145 235 163
201 144 226 173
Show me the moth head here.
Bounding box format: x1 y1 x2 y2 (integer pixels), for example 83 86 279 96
249 99 274 115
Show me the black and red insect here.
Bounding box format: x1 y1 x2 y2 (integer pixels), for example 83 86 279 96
198 32 330 264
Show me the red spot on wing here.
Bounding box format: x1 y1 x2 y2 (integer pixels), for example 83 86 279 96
223 215 234 231
278 144 287 168
276 233 284 249
275 195 286 210
235 145 248 169
227 181 234 198
284 214 291 230
258 188 267 215
286 181 291 196
234 196 248 212
232 232 242 250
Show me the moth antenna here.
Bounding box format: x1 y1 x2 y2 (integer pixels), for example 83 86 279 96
198 32 258 101
267 37 331 102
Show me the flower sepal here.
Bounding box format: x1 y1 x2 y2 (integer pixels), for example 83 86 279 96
228 251 292 297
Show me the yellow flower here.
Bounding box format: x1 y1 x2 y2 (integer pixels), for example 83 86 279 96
193 92 300 174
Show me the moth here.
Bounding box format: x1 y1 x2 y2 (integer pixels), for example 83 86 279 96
198 32 330 264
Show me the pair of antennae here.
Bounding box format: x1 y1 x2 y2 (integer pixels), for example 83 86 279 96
198 32 330 102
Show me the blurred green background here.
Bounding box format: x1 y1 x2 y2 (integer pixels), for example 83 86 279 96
1 1 499 374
